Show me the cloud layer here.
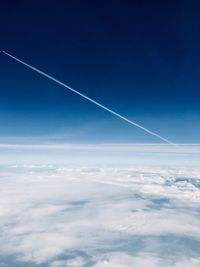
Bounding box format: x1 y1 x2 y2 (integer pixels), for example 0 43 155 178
0 165 200 266
1 143 200 153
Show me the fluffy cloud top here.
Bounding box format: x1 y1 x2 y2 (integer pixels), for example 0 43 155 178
0 165 200 266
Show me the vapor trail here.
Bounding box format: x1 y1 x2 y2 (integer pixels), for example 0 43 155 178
2 50 173 144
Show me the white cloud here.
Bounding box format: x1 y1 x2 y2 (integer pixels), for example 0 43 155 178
50 257 86 267
173 258 200 267
92 252 160 267
0 165 200 266
92 253 200 267
0 142 200 153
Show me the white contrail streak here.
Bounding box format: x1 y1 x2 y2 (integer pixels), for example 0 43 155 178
2 50 174 144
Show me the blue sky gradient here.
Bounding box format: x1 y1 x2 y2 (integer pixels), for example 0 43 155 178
1 0 200 144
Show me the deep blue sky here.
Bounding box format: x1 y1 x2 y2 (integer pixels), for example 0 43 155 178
1 0 200 144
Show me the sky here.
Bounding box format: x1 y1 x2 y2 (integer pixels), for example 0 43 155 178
1 0 200 145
